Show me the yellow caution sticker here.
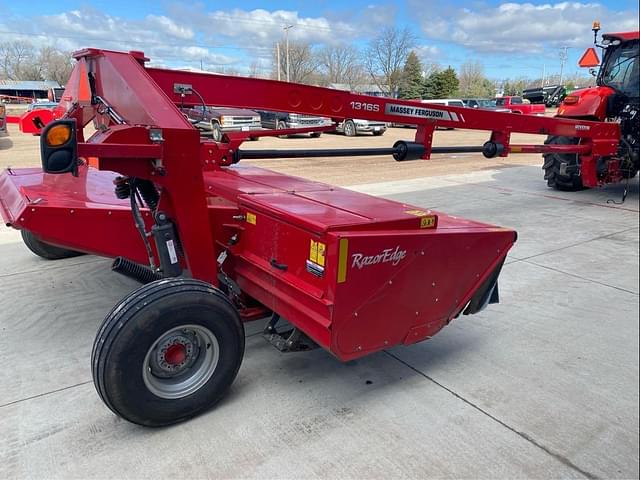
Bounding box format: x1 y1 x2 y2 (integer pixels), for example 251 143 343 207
309 240 326 267
246 212 257 225
317 242 326 267
337 238 349 283
406 210 437 229
420 216 436 228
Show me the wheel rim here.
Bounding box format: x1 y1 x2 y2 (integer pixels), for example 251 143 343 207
345 122 355 136
142 324 220 400
212 124 222 141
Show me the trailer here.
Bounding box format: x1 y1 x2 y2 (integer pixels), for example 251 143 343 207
0 48 621 427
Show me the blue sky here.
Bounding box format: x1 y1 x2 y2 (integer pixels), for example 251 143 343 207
1 0 638 80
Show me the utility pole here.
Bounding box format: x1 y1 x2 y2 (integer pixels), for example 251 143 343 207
559 47 569 86
541 64 546 87
283 24 294 82
276 43 281 81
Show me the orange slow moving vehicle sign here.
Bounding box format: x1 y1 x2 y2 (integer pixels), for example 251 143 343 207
578 47 601 67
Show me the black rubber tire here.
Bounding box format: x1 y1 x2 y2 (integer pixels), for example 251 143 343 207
343 120 356 137
211 122 223 142
91 278 245 427
21 230 83 260
310 132 322 138
277 120 289 139
542 136 584 191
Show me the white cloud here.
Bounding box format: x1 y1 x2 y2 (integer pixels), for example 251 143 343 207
145 15 194 41
165 5 387 55
415 45 441 62
0 8 236 67
413 1 639 53
0 5 391 70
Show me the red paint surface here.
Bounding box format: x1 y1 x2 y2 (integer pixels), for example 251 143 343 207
557 86 614 121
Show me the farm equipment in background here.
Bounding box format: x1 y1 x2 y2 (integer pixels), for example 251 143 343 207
2 87 66 135
523 85 568 107
0 48 622 426
543 24 639 192
4 100 62 135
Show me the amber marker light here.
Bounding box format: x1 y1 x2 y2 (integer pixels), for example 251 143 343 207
45 123 72 147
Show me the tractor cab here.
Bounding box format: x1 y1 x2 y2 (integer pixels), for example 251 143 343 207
580 22 640 99
598 33 639 99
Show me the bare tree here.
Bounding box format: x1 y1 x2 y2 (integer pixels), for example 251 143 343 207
0 41 38 80
0 41 75 84
273 40 319 84
364 27 415 97
317 45 364 88
38 46 74 85
458 61 494 98
248 60 263 78
423 62 441 78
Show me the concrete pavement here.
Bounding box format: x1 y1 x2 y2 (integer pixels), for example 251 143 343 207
0 166 638 479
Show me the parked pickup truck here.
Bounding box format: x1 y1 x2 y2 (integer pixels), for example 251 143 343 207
258 110 330 138
333 118 386 136
494 96 545 115
181 106 262 141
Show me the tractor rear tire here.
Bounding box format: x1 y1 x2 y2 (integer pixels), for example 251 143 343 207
91 278 245 427
21 230 83 260
542 136 584 191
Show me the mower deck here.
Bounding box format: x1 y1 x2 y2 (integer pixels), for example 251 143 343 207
1 164 515 361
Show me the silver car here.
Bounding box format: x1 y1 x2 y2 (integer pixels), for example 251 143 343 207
334 118 386 136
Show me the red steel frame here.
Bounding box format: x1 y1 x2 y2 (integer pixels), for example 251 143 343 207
0 48 623 360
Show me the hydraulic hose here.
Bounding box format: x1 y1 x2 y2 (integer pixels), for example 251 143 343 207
112 257 162 284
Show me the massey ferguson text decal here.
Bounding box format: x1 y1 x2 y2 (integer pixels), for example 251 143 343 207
351 246 407 269
384 103 461 122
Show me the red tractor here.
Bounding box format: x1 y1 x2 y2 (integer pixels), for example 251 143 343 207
543 25 639 191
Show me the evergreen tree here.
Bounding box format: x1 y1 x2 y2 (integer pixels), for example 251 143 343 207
422 69 440 99
423 66 459 98
399 51 424 99
437 66 459 97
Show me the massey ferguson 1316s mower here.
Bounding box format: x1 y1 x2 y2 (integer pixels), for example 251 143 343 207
0 49 621 426
544 24 639 192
